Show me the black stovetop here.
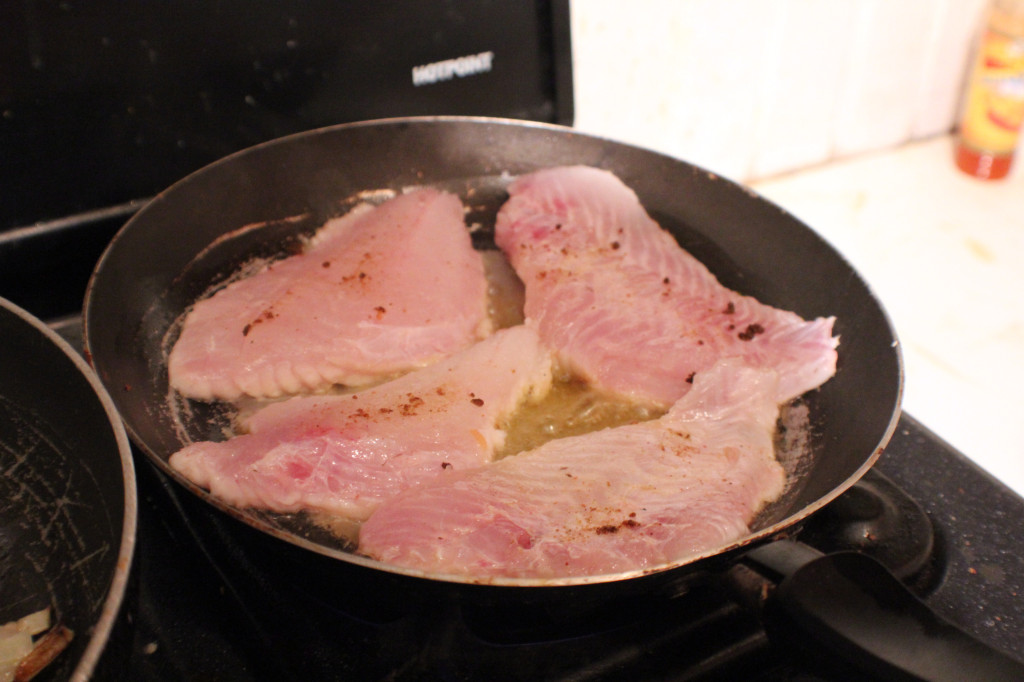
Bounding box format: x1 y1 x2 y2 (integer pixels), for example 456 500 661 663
94 403 1023 681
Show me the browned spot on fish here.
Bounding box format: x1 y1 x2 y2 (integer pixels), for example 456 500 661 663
685 372 696 384
738 323 765 341
723 301 735 314
243 309 277 336
340 271 366 284
322 261 331 268
374 306 387 319
400 394 425 416
595 517 640 535
610 241 621 250
470 398 484 406
441 462 452 469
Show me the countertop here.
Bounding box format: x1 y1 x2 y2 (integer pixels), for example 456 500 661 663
747 135 1024 498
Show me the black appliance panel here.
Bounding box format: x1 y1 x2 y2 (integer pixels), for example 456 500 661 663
0 0 572 231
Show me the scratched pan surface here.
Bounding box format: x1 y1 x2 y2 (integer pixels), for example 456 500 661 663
0 298 136 680
83 116 901 591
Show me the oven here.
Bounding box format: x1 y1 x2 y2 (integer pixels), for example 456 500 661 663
2 3 1023 680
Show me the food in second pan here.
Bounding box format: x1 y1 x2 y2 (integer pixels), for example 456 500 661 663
170 325 554 521
167 165 839 577
359 360 785 578
0 608 73 682
168 188 492 401
495 166 838 407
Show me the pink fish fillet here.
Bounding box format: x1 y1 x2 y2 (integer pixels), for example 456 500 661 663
494 165 838 406
357 360 787 579
169 325 554 520
168 188 491 401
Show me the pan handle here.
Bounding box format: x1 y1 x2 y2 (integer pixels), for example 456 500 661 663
741 540 1024 682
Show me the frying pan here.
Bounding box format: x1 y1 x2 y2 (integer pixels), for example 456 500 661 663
81 117 1022 678
0 297 136 681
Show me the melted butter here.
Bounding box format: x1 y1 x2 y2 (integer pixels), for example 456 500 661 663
481 249 525 329
307 512 361 547
498 376 664 458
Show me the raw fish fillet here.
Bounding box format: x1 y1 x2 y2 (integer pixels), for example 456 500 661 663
168 188 491 401
169 326 554 520
358 360 786 578
494 166 838 406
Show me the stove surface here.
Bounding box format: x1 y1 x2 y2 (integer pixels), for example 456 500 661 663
94 407 1024 681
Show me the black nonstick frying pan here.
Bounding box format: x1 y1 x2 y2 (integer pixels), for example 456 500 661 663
82 116 1023 679
0 297 136 681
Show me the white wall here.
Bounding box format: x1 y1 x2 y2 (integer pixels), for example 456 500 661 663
570 0 988 182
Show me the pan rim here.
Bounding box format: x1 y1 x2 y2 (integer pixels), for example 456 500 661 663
0 297 138 679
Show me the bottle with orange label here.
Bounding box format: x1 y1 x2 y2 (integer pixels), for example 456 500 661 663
955 0 1024 180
